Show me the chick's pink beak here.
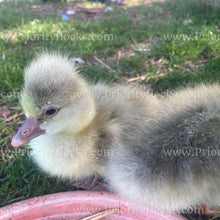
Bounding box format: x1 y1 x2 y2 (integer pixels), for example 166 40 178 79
11 118 45 148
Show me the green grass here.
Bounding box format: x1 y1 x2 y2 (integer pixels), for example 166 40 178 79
0 1 219 219
0 153 73 207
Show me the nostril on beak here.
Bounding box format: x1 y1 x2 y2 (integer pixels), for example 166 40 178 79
22 129 30 136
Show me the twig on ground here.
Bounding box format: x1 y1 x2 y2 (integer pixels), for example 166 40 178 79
81 208 119 220
93 55 127 82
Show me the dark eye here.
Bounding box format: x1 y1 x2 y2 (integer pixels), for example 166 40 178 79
44 108 57 117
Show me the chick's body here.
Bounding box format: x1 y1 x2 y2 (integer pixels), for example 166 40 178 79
108 85 220 212
14 53 220 213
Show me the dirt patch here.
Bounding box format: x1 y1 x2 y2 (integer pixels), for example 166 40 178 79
31 3 106 22
29 0 172 23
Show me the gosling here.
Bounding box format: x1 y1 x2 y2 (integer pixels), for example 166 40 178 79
12 53 220 213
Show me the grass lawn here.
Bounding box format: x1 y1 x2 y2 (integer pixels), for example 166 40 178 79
0 0 220 219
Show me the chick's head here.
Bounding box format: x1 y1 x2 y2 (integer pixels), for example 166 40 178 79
12 53 95 147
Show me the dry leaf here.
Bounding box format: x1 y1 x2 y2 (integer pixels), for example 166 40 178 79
0 106 11 118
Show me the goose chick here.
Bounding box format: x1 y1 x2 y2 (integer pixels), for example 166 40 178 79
108 84 220 213
12 53 159 183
